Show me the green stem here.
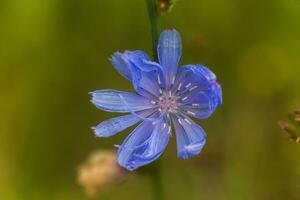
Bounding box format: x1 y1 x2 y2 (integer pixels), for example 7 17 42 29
146 0 159 61
145 1 164 200
149 161 164 200
144 160 164 200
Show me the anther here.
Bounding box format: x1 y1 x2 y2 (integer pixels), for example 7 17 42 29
177 83 182 91
167 126 171 134
171 77 175 85
178 118 183 125
151 101 157 105
189 86 198 91
152 121 158 125
181 96 188 101
187 111 196 116
157 75 162 84
184 118 192 124
185 83 191 88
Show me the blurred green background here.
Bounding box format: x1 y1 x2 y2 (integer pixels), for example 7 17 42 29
1 0 300 199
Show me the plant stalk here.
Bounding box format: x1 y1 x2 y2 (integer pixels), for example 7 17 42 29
146 0 159 61
145 1 164 200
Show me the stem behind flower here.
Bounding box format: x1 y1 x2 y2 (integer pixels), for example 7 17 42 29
145 1 164 200
146 0 159 61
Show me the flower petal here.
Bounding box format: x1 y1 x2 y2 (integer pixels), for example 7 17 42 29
110 52 132 80
157 29 182 84
92 114 141 138
177 64 222 119
92 109 156 137
111 51 164 97
172 114 206 159
117 118 171 170
91 89 153 113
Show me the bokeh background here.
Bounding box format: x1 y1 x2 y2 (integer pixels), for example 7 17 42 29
1 0 300 199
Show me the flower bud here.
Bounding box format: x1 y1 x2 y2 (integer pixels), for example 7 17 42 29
158 0 176 13
295 117 300 125
294 109 300 116
278 121 294 133
77 150 128 197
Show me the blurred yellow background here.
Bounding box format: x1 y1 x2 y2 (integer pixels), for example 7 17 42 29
1 0 300 199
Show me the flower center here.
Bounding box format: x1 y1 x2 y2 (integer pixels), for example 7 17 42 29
158 91 178 112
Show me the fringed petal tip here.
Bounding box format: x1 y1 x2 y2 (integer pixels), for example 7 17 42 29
110 52 132 80
173 115 207 159
215 83 223 106
158 29 182 82
178 142 206 159
91 126 105 138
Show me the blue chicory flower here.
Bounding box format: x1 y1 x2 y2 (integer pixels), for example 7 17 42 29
91 30 222 171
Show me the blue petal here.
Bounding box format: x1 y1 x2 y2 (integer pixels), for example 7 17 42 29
157 29 182 85
172 114 206 159
117 118 171 171
179 92 216 119
177 64 217 87
177 64 222 119
92 114 141 138
90 89 153 113
110 52 132 80
111 51 164 97
92 109 156 137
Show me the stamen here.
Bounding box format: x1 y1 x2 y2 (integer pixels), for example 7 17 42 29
151 100 157 105
184 118 192 124
158 108 162 112
167 126 171 134
157 74 161 84
189 86 198 91
168 91 172 97
181 96 188 101
178 118 183 125
177 83 182 91
167 113 170 119
187 111 196 116
185 83 192 88
163 123 166 129
171 77 175 85
159 88 163 94
152 121 158 125
192 103 199 106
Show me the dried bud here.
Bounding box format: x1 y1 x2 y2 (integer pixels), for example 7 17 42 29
295 117 300 125
294 109 300 115
158 0 177 13
278 107 300 143
77 150 128 197
278 121 294 133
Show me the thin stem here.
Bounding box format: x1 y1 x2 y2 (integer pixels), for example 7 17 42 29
144 160 164 200
146 0 159 61
149 161 164 200
145 1 164 200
